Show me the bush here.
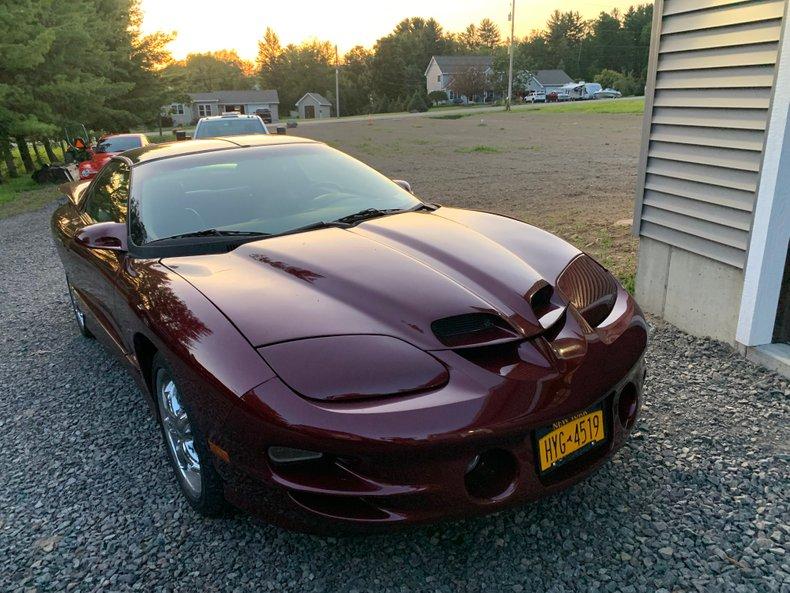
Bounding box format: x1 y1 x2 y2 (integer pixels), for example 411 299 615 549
427 90 448 105
408 91 429 112
593 69 621 90
594 69 643 96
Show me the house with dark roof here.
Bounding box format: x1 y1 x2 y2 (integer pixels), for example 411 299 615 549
168 89 280 126
295 93 333 119
527 70 575 95
425 55 495 103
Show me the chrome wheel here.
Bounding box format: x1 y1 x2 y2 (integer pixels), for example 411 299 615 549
156 368 202 498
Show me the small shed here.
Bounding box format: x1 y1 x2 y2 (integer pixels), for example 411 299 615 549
296 93 332 119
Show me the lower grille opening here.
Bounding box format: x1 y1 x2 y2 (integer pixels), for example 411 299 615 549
289 492 391 521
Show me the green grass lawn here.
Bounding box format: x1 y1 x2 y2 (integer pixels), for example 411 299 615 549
517 97 645 115
0 176 59 220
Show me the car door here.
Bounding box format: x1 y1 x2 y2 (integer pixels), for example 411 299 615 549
62 160 131 356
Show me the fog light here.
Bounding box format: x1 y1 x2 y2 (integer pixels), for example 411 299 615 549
268 446 323 464
464 449 518 501
617 383 638 429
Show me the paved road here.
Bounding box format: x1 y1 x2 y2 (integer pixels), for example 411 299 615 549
0 203 786 593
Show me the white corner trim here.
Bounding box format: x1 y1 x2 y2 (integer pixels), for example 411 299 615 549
736 24 790 347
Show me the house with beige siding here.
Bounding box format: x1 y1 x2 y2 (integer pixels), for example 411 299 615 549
425 55 494 102
633 0 789 376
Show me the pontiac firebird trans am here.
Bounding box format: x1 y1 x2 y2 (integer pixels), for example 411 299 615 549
52 135 647 533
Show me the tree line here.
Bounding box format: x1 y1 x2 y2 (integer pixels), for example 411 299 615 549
176 6 652 118
0 2 652 184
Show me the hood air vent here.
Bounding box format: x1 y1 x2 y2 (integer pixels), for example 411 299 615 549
431 313 520 348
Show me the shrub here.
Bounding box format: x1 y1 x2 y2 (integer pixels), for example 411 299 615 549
594 69 643 96
408 91 429 112
427 90 448 105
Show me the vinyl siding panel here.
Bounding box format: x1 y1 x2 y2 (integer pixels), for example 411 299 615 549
657 42 779 69
634 0 785 269
648 140 763 171
651 106 768 129
661 0 785 35
663 0 760 16
642 190 754 230
649 124 766 150
653 88 772 109
655 65 776 89
658 19 783 52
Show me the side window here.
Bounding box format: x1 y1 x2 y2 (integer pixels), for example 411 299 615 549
84 162 130 223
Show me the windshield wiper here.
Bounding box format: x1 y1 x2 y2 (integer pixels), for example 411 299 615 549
274 220 350 237
333 202 435 225
333 208 405 225
150 229 271 242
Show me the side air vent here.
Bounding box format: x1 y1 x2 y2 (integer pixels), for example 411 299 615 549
431 314 520 348
557 255 618 328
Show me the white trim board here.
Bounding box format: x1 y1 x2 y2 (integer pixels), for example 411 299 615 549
737 19 790 346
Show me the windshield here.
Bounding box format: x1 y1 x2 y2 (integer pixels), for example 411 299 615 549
194 118 267 139
129 143 421 246
96 136 142 153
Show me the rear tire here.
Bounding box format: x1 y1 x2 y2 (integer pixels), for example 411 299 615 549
152 352 228 517
66 277 93 339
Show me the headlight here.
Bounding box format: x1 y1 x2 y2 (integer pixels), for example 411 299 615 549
556 254 619 328
258 335 448 402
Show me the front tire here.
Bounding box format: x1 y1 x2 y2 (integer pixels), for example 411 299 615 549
152 353 228 517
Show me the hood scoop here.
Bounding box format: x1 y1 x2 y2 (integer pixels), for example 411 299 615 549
431 313 521 349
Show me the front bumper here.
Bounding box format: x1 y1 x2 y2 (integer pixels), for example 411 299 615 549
213 298 648 533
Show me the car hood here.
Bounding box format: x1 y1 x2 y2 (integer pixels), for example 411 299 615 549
82 152 115 168
162 207 581 350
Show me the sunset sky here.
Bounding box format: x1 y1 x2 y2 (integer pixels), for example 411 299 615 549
140 0 645 60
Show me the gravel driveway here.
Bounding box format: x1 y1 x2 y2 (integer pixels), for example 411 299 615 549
1 204 788 593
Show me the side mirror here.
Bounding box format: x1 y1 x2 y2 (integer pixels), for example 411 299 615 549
76 222 128 252
393 179 412 193
58 179 91 206
275 126 286 135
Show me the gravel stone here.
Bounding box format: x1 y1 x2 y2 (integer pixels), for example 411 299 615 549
1 203 788 592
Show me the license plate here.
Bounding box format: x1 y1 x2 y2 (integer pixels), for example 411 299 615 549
537 408 605 472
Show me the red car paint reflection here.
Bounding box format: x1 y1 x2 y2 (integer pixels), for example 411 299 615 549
52 136 647 533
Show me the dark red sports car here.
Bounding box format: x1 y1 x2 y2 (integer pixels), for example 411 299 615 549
52 135 647 532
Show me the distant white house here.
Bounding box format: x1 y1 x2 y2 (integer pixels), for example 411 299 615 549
168 89 279 126
527 70 575 95
296 93 333 119
425 55 494 102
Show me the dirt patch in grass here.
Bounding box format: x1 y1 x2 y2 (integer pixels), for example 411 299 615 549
290 109 642 287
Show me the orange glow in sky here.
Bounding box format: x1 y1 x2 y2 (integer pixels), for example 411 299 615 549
140 0 646 60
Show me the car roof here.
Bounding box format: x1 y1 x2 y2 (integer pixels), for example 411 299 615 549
197 114 260 121
121 135 318 165
101 133 147 139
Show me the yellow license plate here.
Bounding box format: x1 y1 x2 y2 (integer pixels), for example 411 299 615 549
538 409 605 472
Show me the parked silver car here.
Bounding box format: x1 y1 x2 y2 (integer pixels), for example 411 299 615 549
193 113 269 139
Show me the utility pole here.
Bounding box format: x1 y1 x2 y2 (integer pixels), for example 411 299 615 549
335 45 340 118
506 0 516 111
